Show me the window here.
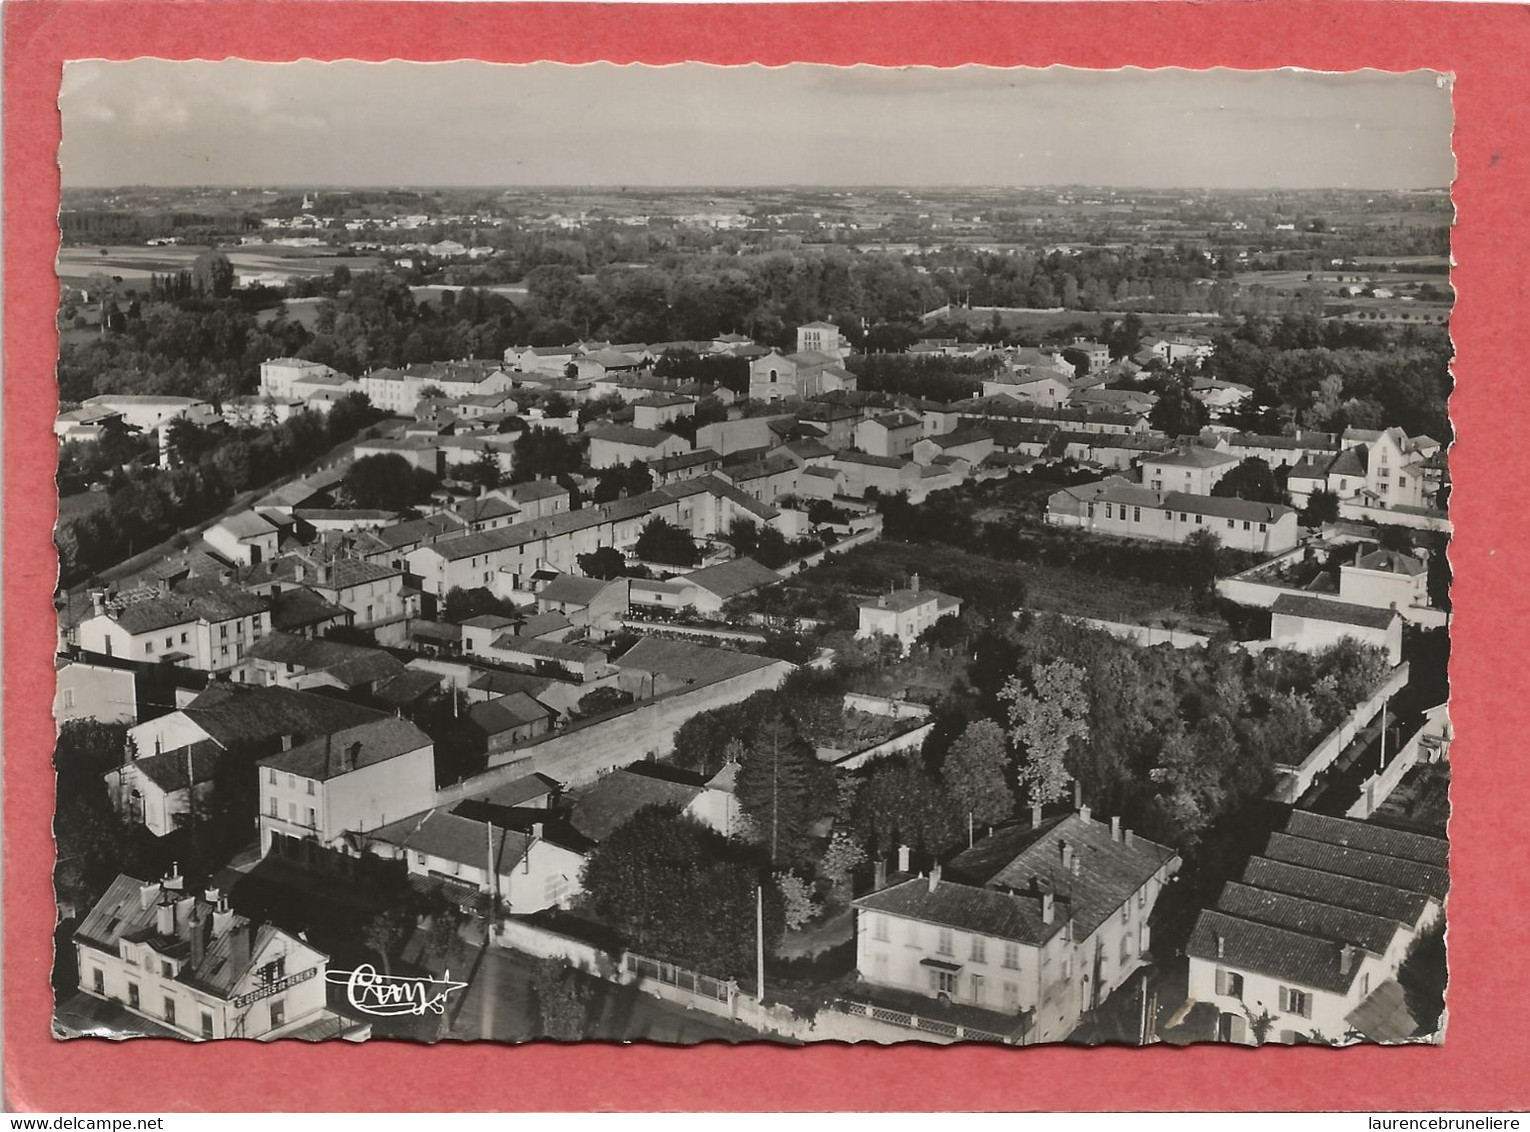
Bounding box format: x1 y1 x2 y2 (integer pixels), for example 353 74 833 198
1259 523 1267 532
91 968 104 994
62 688 76 710
970 936 987 964
970 974 986 1004
1398 475 1407 488
287 775 295 789
163 997 176 1026
127 983 140 1009
1002 941 1020 970
929 969 958 997
1179 513 1188 522
145 641 154 655
288 802 297 821
1003 981 1021 1011
1279 986 1311 1018
220 625 229 640
306 808 316 828
1132 507 1141 523
201 1011 214 1039
268 798 278 818
1361 973 1370 998
1242 521 1251 531
872 914 890 943
268 769 277 785
1195 514 1203 524
1138 887 1147 910
164 636 174 648
306 780 315 795
1120 934 1132 964
1062 955 1073 979
937 928 955 956
270 999 286 1030
181 632 189 644
1104 504 1113 519
161 960 174 978
1121 904 1130 924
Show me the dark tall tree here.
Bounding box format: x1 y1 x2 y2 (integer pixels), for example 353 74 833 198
941 719 1014 828
191 249 235 299
634 516 699 567
734 714 833 867
1211 457 1283 504
510 427 581 483
341 453 420 509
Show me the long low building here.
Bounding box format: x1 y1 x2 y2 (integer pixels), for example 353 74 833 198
1187 811 1447 1046
1047 478 1299 554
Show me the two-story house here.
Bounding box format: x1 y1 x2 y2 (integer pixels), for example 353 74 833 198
1187 811 1447 1045
71 868 355 1040
75 585 272 674
257 717 436 858
852 808 1180 1044
856 575 961 654
1141 447 1240 495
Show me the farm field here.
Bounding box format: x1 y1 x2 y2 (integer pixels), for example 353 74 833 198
57 244 385 285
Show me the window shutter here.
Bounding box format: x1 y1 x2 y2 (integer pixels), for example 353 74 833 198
1216 969 1228 996
1278 986 1290 1013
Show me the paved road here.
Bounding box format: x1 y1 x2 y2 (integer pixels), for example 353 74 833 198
444 941 760 1045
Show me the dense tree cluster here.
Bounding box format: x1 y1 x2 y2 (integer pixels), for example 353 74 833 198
56 395 379 584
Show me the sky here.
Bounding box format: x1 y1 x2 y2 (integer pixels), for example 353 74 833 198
58 61 1455 191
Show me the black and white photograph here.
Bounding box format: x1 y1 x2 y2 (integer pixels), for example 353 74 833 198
52 61 1452 1049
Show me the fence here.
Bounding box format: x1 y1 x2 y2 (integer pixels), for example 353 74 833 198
828 721 936 771
843 692 932 720
491 916 618 979
833 998 1013 1044
1058 614 1215 651
613 618 768 645
623 952 734 1004
1271 662 1411 803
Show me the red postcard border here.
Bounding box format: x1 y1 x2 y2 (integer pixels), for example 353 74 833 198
6 0 1529 1113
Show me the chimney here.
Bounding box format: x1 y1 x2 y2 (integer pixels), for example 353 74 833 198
156 893 176 937
90 590 106 617
1031 802 1043 828
229 920 254 976
897 844 911 874
910 573 920 594
1041 889 1055 925
1111 815 1122 843
1340 943 1357 976
138 881 162 911
212 893 235 937
1072 780 1082 808
1079 804 1091 825
928 864 941 893
532 821 544 841
1215 933 1226 959
158 577 172 597
163 862 184 892
1060 841 1073 870
873 859 888 891
189 904 210 969
281 733 294 751
176 895 196 938
1124 828 1135 848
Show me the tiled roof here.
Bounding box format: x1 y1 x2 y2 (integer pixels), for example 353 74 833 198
375 512 467 550
1271 594 1400 631
568 770 703 843
106 587 269 635
1187 909 1360 995
680 557 782 601
1263 832 1449 900
859 587 958 615
587 425 678 448
855 876 1059 946
948 813 1178 941
1240 857 1430 927
1147 447 1238 469
1352 549 1427 578
259 717 432 780
1215 881 1400 956
468 691 554 733
217 511 278 540
367 808 531 874
538 574 613 607
927 428 994 450
179 684 388 750
489 636 606 665
1283 811 1447 868
614 636 782 686
467 669 556 698
245 632 406 688
76 874 309 999
508 480 569 503
130 741 222 793
372 668 443 707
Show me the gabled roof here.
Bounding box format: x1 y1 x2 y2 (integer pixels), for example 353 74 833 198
1271 594 1401 631
538 574 614 607
129 741 222 794
1188 909 1360 995
1352 549 1427 577
102 586 269 635
1263 831 1449 900
258 717 432 780
1283 811 1447 868
587 425 679 449
468 692 556 734
244 632 406 688
946 813 1178 942
614 636 782 686
568 769 703 843
1146 446 1239 469
217 511 279 540
680 557 782 601
177 684 388 750
367 808 532 874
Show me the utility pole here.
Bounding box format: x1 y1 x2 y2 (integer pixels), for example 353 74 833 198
755 883 766 1023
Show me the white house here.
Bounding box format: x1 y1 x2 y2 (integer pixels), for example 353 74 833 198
257 717 437 857
587 425 688 470
855 412 924 459
854 808 1180 1044
1047 481 1300 554
857 575 961 653
1187 811 1447 1045
1141 447 1241 495
1269 594 1405 666
72 869 355 1040
205 512 281 567
76 586 272 674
